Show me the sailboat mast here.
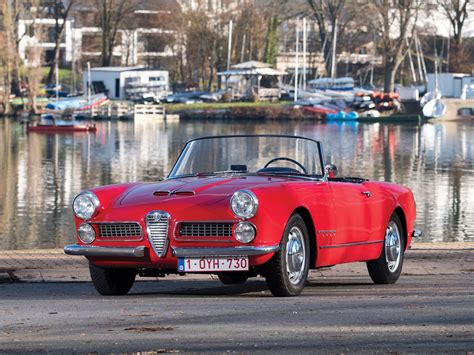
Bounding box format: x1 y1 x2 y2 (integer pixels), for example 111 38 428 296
330 18 338 79
87 61 92 116
55 62 59 104
294 19 299 102
227 20 233 71
303 17 307 91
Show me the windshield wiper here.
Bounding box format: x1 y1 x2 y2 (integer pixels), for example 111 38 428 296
256 171 307 177
213 170 248 174
255 171 322 180
172 172 217 179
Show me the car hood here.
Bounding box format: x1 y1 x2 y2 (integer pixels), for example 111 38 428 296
118 175 289 207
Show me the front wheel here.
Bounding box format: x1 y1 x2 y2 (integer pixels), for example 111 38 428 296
366 213 405 284
89 262 137 295
264 214 310 297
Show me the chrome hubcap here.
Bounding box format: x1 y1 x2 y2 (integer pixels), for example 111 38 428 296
286 226 306 284
385 221 401 272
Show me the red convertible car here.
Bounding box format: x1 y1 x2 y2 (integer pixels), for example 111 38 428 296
65 135 420 297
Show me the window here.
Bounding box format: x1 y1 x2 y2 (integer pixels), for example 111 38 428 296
115 78 120 98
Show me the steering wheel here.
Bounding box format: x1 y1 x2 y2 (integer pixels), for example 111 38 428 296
263 157 308 175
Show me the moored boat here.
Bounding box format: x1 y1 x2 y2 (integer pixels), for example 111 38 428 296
26 114 97 133
303 105 338 116
326 111 359 120
27 123 97 133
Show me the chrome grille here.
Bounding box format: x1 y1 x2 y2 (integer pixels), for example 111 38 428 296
178 223 233 237
97 223 142 239
146 211 170 257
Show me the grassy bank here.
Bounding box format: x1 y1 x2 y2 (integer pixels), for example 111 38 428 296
164 101 288 113
164 101 311 120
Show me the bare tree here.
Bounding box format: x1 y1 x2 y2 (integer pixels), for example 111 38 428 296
1 1 13 114
46 0 76 85
368 0 421 92
5 0 24 98
437 0 471 45
94 0 140 66
26 15 45 114
437 0 472 72
307 0 346 76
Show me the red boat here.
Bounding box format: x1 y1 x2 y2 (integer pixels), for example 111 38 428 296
303 105 338 116
26 123 97 133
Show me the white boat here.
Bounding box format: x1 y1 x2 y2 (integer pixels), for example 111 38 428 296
422 98 446 118
420 89 441 107
308 77 355 91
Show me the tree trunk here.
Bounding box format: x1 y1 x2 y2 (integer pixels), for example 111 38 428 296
46 30 64 84
383 61 396 93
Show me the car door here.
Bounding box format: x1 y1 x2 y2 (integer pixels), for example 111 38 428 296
328 181 373 246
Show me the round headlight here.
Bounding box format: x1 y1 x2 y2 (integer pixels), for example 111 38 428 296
78 223 96 244
230 190 258 219
73 191 100 220
234 222 256 243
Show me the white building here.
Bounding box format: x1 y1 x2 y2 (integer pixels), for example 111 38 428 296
83 67 170 101
427 73 474 99
18 18 75 66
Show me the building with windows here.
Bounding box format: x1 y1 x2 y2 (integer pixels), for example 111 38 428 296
83 66 170 101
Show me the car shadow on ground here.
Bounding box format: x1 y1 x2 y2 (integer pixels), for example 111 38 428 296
129 279 270 297
1 277 408 299
127 277 377 298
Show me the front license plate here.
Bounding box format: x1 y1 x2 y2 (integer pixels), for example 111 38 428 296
178 256 249 272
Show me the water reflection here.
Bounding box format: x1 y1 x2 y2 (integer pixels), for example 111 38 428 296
0 118 473 249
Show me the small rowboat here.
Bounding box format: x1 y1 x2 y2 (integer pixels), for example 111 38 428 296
27 123 97 133
303 105 338 116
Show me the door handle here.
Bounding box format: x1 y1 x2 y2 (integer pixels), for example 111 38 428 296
361 191 372 198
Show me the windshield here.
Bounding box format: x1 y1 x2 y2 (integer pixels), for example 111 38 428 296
169 135 324 179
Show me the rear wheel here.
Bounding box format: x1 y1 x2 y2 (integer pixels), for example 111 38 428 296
217 272 249 285
366 213 405 284
89 262 137 295
264 214 310 297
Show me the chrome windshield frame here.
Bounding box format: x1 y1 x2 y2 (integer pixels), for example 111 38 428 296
168 134 326 180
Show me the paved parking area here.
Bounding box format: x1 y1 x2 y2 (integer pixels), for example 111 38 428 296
1 242 473 353
1 242 473 283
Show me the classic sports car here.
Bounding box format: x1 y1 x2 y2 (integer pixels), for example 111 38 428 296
65 135 421 297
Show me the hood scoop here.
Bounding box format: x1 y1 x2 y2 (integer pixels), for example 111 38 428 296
153 190 196 197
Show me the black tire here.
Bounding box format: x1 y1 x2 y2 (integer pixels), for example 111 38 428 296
264 214 310 297
217 272 249 285
367 213 405 284
89 262 137 296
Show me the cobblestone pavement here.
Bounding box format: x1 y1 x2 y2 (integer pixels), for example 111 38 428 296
1 242 473 283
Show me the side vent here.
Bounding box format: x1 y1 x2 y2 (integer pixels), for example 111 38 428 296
173 190 195 196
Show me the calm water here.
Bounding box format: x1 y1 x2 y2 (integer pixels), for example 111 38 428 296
1 117 473 250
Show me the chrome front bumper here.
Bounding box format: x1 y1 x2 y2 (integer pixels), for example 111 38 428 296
64 244 146 258
171 245 280 257
64 244 280 259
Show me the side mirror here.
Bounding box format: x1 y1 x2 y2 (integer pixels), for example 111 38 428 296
325 164 338 178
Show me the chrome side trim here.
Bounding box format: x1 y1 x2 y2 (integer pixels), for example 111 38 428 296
171 245 279 257
319 240 384 249
64 244 146 258
412 229 423 238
